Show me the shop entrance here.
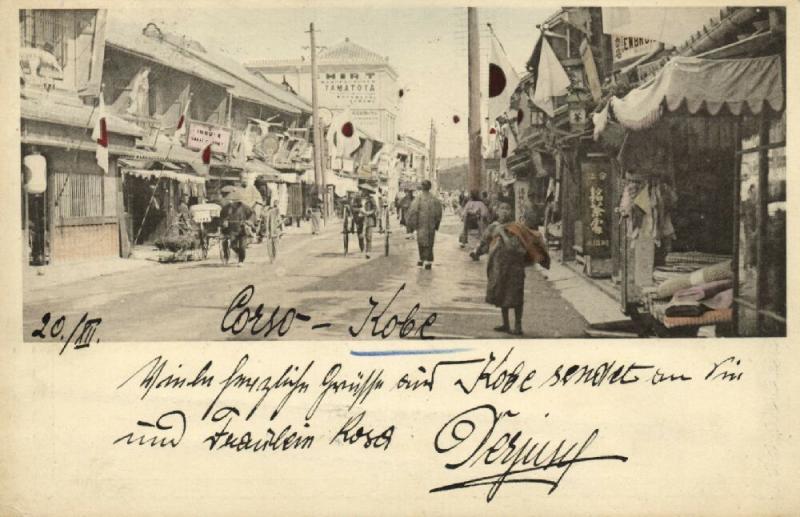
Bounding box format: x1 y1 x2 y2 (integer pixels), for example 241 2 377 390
124 175 171 246
26 192 48 265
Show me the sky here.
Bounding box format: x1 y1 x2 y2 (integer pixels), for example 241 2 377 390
109 7 553 158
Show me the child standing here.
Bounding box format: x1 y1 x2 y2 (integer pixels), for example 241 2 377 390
470 201 550 335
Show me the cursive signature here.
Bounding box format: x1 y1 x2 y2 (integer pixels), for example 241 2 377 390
430 404 628 502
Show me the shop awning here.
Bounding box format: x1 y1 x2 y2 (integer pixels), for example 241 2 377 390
121 168 206 184
595 55 784 138
244 159 281 182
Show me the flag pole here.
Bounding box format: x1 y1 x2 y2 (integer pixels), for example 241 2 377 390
467 7 483 194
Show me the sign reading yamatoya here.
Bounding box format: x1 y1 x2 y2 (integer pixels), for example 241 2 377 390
581 156 612 258
320 71 378 107
612 35 660 64
186 120 232 154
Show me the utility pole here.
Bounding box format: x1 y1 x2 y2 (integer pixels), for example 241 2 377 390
429 119 437 192
467 7 483 194
308 23 328 222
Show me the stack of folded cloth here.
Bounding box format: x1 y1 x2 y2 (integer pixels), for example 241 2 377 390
664 280 733 317
654 260 732 300
666 252 732 267
662 279 734 328
647 261 735 329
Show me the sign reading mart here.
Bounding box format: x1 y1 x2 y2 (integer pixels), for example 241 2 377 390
186 120 232 155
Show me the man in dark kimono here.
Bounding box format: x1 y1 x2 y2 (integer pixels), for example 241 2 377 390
220 201 255 266
470 201 550 335
406 180 442 270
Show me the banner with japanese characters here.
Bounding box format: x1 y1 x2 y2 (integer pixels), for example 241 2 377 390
581 155 612 258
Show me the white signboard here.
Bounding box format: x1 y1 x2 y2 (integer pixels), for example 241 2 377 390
186 121 232 154
612 34 660 64
320 71 378 107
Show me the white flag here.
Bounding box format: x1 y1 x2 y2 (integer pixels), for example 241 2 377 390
533 36 571 117
92 94 109 174
488 36 520 125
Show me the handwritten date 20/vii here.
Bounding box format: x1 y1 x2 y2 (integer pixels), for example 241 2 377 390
32 312 102 354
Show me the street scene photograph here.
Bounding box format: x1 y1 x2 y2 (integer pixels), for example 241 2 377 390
19 5 786 341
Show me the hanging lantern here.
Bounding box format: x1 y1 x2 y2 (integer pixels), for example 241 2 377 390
527 97 545 129
23 153 47 194
566 87 592 132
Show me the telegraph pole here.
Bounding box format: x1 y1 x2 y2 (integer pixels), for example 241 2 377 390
429 119 437 192
467 7 483 194
309 23 328 222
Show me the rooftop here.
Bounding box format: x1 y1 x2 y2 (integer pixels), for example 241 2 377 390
245 38 398 78
106 21 311 115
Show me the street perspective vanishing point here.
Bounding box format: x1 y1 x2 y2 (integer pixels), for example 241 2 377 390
20 6 787 343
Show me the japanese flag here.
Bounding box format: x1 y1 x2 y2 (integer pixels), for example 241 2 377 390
174 94 191 142
92 94 109 174
326 109 361 159
488 36 520 125
196 143 212 176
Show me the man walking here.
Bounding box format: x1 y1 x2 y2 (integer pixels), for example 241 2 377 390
308 186 322 235
406 180 442 270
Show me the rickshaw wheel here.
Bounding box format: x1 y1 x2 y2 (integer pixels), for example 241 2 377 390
342 216 350 256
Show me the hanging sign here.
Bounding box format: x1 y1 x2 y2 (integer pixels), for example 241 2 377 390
186 121 232 155
581 155 612 258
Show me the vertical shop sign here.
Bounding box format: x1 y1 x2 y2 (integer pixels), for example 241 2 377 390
581 156 612 258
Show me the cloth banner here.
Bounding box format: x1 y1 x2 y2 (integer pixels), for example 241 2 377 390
603 55 784 134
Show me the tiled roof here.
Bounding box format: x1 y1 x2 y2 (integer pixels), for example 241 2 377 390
21 95 144 136
320 39 388 65
245 38 398 77
106 22 310 115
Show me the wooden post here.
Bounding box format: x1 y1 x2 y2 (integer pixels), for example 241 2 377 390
309 23 328 222
467 7 483 194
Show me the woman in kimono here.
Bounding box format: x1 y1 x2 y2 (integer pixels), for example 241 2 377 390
470 201 550 335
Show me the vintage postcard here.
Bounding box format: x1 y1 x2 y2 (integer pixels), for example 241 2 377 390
2 0 798 515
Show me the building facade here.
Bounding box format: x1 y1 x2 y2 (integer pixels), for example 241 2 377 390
246 38 400 144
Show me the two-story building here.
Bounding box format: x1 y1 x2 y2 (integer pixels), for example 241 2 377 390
20 9 144 265
102 21 313 250
247 38 400 145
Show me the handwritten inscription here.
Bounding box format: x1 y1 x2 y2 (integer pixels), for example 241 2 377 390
431 404 627 502
31 311 102 354
114 410 186 448
221 283 437 340
107 349 748 502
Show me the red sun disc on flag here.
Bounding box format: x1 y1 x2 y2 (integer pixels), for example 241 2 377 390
202 144 212 164
489 127 496 135
341 122 354 137
97 118 108 147
452 115 460 124
488 63 507 98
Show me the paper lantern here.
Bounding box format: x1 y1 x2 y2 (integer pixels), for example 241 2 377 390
23 153 47 194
